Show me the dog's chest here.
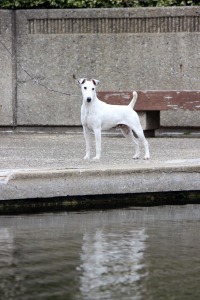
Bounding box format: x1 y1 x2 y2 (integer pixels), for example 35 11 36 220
81 105 97 128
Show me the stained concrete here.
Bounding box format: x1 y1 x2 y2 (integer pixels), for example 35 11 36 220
16 8 200 126
160 110 200 127
0 10 14 126
0 7 200 128
0 131 199 202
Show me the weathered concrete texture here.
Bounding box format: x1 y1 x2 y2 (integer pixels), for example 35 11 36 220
16 10 81 126
0 133 199 201
14 7 200 126
155 127 200 138
160 110 200 127
0 10 14 125
0 163 199 201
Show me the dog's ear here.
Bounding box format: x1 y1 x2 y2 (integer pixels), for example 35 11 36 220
77 78 87 85
91 79 100 86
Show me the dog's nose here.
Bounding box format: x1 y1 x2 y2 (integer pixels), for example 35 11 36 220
87 97 91 103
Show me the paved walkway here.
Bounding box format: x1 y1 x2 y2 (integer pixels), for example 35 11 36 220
0 132 199 204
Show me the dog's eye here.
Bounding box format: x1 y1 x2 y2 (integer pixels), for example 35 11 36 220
84 87 87 90
92 88 94 90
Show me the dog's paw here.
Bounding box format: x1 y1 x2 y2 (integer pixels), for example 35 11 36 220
133 154 139 160
143 155 150 160
83 154 90 160
93 156 100 160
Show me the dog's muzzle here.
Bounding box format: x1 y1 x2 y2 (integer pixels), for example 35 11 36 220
87 97 92 103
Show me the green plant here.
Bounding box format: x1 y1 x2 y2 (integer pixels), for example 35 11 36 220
0 0 199 9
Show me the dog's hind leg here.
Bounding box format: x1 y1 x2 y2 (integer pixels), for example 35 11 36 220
142 136 150 160
130 126 150 160
119 125 140 159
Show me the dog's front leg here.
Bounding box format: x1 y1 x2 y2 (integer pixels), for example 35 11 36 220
93 127 101 160
83 126 91 159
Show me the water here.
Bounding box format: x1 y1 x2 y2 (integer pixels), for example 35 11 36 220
0 205 200 300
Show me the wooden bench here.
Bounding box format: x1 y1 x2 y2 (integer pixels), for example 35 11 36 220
97 91 200 135
98 91 200 111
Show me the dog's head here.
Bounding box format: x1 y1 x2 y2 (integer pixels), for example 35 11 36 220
77 78 99 103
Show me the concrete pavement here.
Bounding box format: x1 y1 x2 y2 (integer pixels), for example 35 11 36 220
0 130 199 212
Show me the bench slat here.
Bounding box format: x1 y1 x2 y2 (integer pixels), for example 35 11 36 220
97 91 200 111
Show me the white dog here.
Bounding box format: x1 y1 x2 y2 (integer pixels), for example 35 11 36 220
77 78 150 160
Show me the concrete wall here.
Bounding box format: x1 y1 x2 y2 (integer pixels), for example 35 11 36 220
0 10 15 126
0 7 200 127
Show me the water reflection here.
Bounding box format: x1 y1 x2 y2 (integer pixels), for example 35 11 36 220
79 228 147 299
0 205 199 300
0 228 14 266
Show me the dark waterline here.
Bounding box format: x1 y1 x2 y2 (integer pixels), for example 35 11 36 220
0 205 200 300
0 191 200 214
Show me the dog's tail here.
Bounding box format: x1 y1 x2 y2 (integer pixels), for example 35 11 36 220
128 91 138 109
